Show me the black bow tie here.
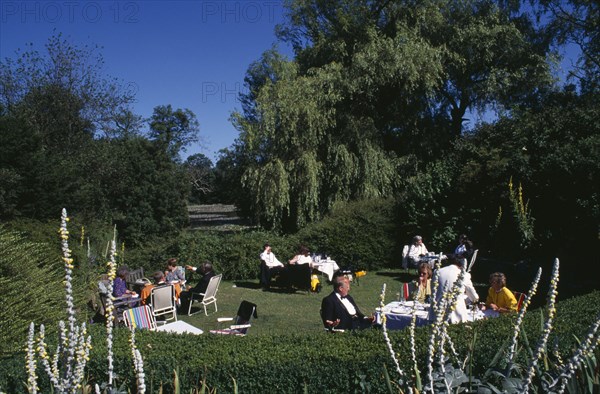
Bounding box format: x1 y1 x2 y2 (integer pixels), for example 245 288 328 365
340 295 348 299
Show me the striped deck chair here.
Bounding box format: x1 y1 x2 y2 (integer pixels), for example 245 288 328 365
123 305 157 331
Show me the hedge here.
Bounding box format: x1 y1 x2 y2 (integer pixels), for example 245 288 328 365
122 199 399 281
2 290 599 393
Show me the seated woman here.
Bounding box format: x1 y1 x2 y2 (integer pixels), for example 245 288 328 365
289 245 312 265
113 267 137 298
408 262 432 303
286 246 312 290
165 258 185 299
484 272 518 313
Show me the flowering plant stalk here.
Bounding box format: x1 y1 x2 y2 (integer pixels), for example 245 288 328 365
379 284 406 384
105 239 117 391
26 209 92 394
522 259 560 393
129 328 146 394
508 267 542 364
553 312 600 393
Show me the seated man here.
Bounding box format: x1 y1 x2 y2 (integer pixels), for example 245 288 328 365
140 271 167 305
259 243 285 289
321 273 374 330
180 261 216 311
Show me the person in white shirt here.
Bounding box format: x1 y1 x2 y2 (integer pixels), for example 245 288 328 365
407 235 428 268
430 256 479 324
259 243 285 289
289 245 312 265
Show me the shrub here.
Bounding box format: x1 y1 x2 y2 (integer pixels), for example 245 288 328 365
296 198 398 270
3 290 598 393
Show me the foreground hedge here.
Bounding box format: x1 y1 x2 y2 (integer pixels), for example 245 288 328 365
2 291 599 393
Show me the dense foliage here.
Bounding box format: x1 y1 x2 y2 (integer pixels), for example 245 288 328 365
121 198 398 280
228 0 555 231
2 290 598 393
0 35 195 245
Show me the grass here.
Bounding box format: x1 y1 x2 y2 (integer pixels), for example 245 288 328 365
179 268 418 334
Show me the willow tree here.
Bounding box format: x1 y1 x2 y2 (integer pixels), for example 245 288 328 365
233 30 439 230
232 0 554 231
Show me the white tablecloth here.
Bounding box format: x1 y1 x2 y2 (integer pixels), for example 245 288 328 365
376 301 431 330
156 320 203 335
376 301 498 330
420 253 447 269
312 260 340 281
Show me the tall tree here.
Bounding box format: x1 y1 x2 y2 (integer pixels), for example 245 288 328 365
148 105 200 160
184 153 215 203
231 0 554 231
536 0 599 91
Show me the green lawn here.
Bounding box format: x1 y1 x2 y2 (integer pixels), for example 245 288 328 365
180 268 417 334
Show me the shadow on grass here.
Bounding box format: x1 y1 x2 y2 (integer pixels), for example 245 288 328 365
234 281 261 289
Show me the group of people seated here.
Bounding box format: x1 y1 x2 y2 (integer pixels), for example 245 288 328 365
259 243 321 291
405 234 475 268
111 258 218 315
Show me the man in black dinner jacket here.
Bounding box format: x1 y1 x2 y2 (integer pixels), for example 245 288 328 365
321 272 374 331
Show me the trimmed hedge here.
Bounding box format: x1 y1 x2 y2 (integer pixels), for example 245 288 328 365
3 291 599 393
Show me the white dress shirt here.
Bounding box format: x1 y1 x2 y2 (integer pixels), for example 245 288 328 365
260 251 284 268
408 243 428 260
336 293 357 315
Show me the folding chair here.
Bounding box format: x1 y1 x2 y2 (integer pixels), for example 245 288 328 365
123 305 157 331
513 291 526 312
320 309 345 333
210 301 257 336
466 249 479 273
401 245 410 269
150 284 178 323
188 274 222 316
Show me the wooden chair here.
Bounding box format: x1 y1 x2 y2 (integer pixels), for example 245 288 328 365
97 278 140 324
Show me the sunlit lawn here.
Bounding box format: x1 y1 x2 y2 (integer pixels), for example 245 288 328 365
180 268 417 335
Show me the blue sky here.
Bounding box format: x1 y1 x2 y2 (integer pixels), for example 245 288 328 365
1 0 292 163
1 1 580 163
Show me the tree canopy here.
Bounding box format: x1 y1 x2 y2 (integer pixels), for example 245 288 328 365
228 0 556 231
0 35 195 244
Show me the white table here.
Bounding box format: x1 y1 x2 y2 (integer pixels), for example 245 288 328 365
376 301 498 330
312 259 340 281
376 301 431 330
420 253 447 269
156 320 203 335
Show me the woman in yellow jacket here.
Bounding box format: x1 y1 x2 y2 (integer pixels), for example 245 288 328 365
485 272 517 313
